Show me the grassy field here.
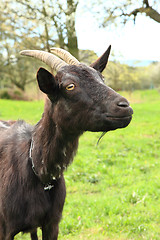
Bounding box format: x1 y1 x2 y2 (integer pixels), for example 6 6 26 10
0 89 160 240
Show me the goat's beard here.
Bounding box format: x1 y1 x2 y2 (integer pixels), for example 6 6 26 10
96 132 107 146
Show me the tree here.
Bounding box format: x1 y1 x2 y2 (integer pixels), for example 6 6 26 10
2 0 79 55
0 0 79 91
104 61 141 91
66 0 79 59
101 0 160 26
147 62 160 88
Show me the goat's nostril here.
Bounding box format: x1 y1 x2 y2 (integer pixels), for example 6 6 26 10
117 101 129 108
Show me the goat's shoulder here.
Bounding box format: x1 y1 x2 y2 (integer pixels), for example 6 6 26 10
0 120 13 131
0 120 33 143
11 120 33 140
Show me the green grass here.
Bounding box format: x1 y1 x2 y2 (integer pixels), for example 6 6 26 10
1 89 160 240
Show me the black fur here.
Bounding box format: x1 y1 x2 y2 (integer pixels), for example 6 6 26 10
0 48 133 240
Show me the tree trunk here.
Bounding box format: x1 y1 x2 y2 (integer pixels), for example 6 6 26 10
66 0 79 60
42 0 50 52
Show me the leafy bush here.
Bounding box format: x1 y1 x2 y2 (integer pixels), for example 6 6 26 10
0 90 11 99
0 89 28 101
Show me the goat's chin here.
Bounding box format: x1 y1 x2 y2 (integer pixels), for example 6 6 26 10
89 115 132 132
104 116 132 131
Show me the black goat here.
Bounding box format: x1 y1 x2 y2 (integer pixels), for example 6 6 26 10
0 46 133 240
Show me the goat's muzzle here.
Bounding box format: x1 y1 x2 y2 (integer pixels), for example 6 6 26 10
104 96 133 130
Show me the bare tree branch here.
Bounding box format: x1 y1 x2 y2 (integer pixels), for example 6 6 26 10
122 6 160 23
102 0 160 26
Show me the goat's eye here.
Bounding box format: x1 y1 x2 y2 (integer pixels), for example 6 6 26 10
66 83 75 91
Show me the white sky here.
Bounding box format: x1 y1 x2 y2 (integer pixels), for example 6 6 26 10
76 12 160 62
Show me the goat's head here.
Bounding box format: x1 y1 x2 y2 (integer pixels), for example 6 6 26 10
20 46 133 134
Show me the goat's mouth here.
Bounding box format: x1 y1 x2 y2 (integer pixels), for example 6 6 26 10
85 114 132 133
106 115 132 121
103 114 133 131
106 106 133 122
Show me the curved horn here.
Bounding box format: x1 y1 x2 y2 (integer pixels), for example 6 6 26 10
50 48 80 65
20 50 68 71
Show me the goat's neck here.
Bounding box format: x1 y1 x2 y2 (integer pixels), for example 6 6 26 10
31 99 80 184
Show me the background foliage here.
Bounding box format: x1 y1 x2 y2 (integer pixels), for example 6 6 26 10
0 0 159 96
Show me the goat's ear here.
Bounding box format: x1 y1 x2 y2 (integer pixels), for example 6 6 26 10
37 67 57 94
90 45 111 73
